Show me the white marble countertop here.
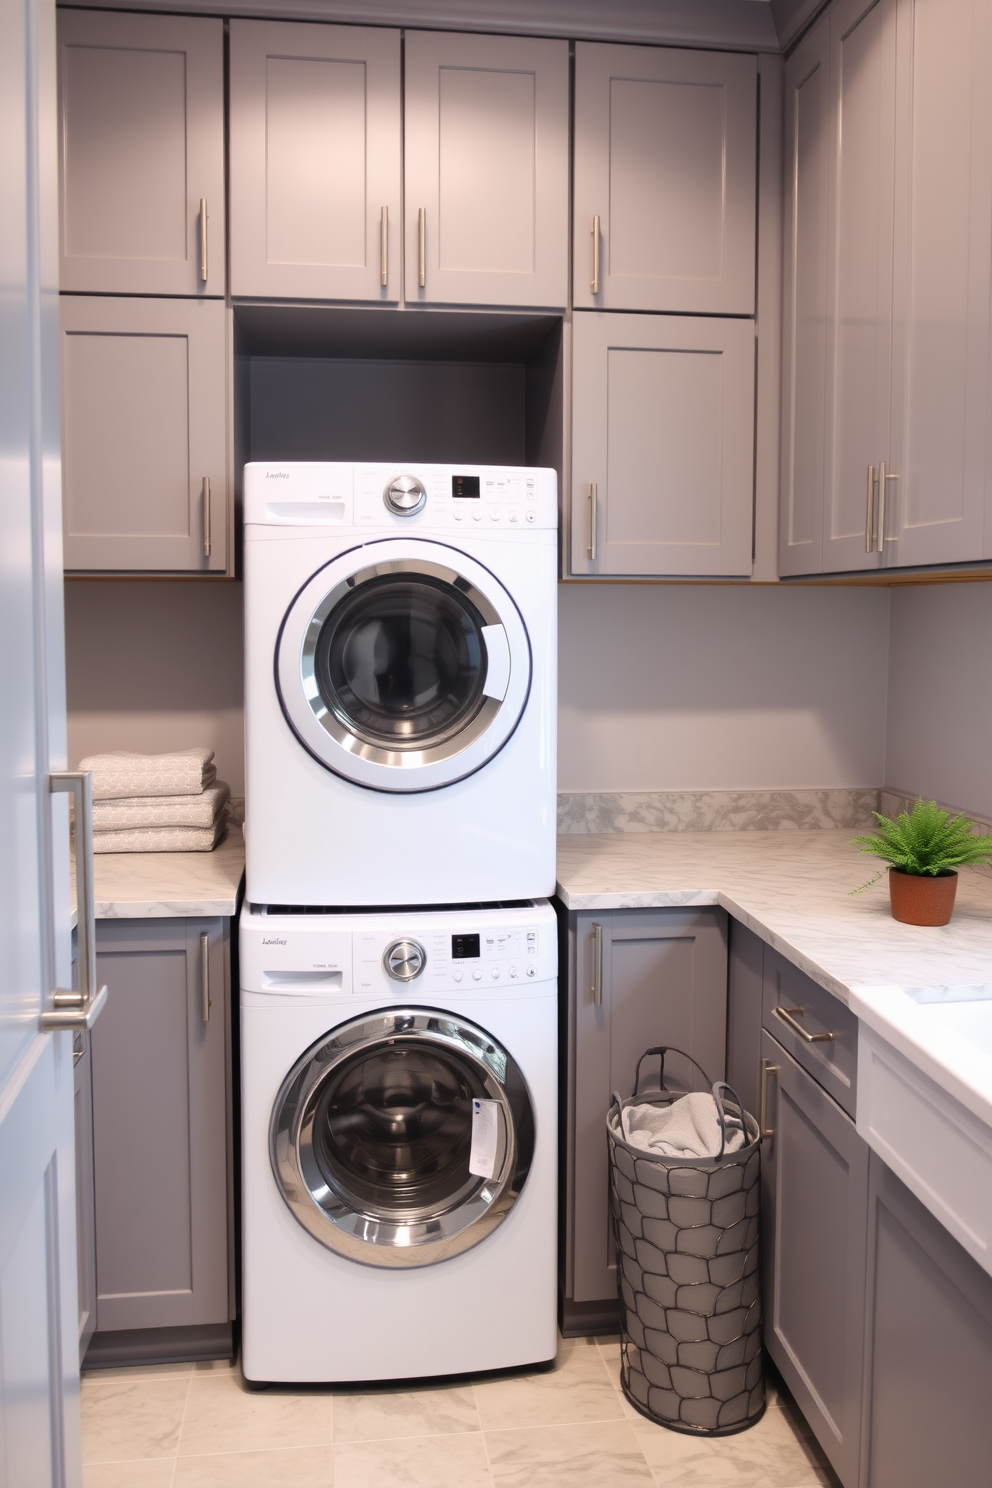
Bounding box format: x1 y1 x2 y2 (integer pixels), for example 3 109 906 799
557 829 992 1006
71 834 245 923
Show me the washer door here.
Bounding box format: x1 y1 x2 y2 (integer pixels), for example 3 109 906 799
270 1008 535 1268
276 539 531 791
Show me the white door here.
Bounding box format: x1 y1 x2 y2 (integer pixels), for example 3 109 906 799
229 20 401 302
571 311 755 577
573 43 757 315
404 30 568 308
1 0 82 1483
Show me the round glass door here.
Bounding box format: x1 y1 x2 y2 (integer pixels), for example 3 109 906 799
270 1009 535 1268
276 541 531 792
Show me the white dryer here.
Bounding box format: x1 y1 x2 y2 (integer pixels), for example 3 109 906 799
239 899 558 1384
244 462 557 907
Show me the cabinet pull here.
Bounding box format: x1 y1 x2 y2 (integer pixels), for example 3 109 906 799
43 773 108 1032
774 1004 835 1044
877 462 898 550
588 482 598 560
418 207 426 289
200 931 211 1022
201 476 211 559
759 1058 779 1139
73 1031 86 1067
591 922 603 1004
591 214 601 294
380 205 388 287
199 198 208 283
865 465 877 552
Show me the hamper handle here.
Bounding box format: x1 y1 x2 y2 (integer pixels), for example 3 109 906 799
711 1080 749 1160
634 1045 712 1097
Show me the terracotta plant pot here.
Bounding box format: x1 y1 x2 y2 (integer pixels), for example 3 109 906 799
888 868 958 926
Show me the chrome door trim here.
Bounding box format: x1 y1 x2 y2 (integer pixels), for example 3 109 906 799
275 539 532 793
269 1007 535 1267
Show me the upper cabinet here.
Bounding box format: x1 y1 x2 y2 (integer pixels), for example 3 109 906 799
781 0 992 577
57 9 225 297
573 44 757 315
404 31 569 308
229 22 401 302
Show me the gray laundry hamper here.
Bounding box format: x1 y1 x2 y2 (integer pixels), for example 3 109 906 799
607 1046 764 1436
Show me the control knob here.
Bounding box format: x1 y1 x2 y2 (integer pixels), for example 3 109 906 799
382 938 426 982
383 475 427 516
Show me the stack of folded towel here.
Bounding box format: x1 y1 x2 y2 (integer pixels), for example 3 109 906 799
78 748 230 854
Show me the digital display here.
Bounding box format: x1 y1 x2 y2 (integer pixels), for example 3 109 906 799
452 475 480 499
452 933 481 960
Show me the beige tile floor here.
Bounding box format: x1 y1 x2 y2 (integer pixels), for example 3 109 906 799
80 1336 840 1488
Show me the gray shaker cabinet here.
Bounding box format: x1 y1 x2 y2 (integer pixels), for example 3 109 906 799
571 311 755 577
573 43 757 315
860 1153 992 1488
229 21 401 302
60 295 230 575
74 1032 97 1363
404 31 569 309
563 907 728 1332
90 918 230 1337
57 9 225 297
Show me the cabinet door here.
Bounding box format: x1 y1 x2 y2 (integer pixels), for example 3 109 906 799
73 1026 97 1364
57 9 224 297
573 43 756 315
886 0 992 567
229 21 401 302
571 310 754 576
861 1153 992 1488
571 909 728 1306
91 919 229 1334
761 1030 868 1488
404 31 568 308
779 15 830 578
60 295 229 574
821 0 898 574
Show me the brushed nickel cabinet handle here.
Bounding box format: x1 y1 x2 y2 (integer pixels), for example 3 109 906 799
591 922 603 1004
380 205 388 287
588 482 597 561
774 1004 835 1044
202 476 211 559
43 772 108 1032
865 465 877 552
760 1058 779 1139
878 463 898 549
199 198 208 283
418 207 426 289
200 931 210 1022
591 214 601 294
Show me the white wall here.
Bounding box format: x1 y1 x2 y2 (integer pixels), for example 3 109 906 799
885 583 992 819
64 580 245 795
558 583 890 792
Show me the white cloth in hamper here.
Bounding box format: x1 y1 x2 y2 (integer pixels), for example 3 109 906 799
92 818 226 854
92 782 230 832
79 748 216 800
621 1092 745 1158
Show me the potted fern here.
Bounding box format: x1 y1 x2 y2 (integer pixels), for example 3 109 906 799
851 798 992 925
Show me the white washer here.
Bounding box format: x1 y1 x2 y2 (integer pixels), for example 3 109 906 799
244 462 557 906
240 900 558 1384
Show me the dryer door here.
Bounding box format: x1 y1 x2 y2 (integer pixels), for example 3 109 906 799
276 538 531 791
270 1008 535 1268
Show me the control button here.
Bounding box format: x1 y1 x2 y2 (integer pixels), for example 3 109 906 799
382 475 427 517
509 512 519 523
472 968 483 981
526 511 536 523
453 970 463 983
453 510 464 520
472 511 483 522
509 966 519 979
490 510 500 521
526 966 537 978
491 967 500 980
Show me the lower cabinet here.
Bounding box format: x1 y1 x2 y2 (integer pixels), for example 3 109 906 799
561 905 728 1332
73 1028 97 1363
86 917 233 1361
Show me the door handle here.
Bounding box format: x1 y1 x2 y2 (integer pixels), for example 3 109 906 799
418 207 426 289
865 465 877 552
759 1058 779 1139
200 931 211 1022
202 476 211 560
43 772 108 1032
591 922 603 1004
380 205 388 287
877 462 898 550
774 1004 835 1044
199 198 208 283
588 482 597 561
591 214 601 294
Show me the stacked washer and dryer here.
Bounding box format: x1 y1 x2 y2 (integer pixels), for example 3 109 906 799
240 462 559 1384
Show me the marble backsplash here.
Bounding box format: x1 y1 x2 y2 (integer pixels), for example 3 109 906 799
557 788 881 835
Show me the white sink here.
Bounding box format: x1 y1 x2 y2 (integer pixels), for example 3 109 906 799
850 982 992 1278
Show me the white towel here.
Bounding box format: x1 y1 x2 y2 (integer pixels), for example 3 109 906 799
79 748 216 800
621 1092 746 1158
92 818 226 854
92 782 230 831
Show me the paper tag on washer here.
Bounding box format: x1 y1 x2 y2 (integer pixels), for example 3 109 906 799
469 1099 498 1179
